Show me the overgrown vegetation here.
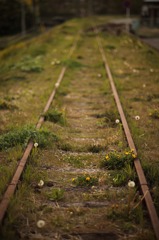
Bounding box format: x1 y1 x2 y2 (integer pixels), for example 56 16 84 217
0 100 17 110
44 108 66 125
46 188 65 201
0 125 58 150
100 150 136 170
72 175 98 187
11 55 44 73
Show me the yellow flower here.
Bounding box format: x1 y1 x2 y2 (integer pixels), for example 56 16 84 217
132 153 136 159
105 155 109 160
72 178 75 182
86 177 90 181
125 151 129 155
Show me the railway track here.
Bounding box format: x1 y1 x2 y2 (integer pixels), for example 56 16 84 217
0 19 159 239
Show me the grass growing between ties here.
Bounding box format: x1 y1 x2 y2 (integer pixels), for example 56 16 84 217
0 125 58 150
44 107 66 125
100 149 136 170
72 175 98 187
62 59 85 69
46 188 65 201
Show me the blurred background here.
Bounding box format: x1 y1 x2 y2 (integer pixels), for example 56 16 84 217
0 0 142 36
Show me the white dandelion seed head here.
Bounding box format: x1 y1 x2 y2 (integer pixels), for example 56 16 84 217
55 82 59 88
37 220 45 228
97 73 102 78
38 180 44 187
34 142 38 148
135 115 140 120
133 69 139 73
115 119 120 124
128 180 135 188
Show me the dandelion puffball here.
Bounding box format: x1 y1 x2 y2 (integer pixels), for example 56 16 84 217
38 180 44 187
135 116 140 120
37 220 45 228
128 180 135 188
115 119 120 124
34 142 38 148
55 82 59 88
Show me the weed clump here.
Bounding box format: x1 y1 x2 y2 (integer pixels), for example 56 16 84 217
95 110 120 128
112 164 137 187
100 150 135 170
44 108 66 125
149 109 159 119
88 144 105 153
11 55 44 73
0 126 58 150
72 175 98 187
63 59 84 69
46 188 65 201
0 100 17 110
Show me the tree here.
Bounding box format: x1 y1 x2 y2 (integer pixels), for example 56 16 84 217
33 0 41 28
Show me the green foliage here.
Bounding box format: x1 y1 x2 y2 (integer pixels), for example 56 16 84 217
107 189 144 226
152 185 159 213
23 165 46 184
0 125 34 150
72 175 98 187
11 55 44 73
64 155 84 168
105 45 116 50
143 163 159 188
44 108 66 125
46 188 65 201
33 128 58 148
100 150 135 170
149 109 159 119
112 164 137 187
0 100 17 110
63 59 84 69
58 142 73 151
95 110 119 128
0 126 58 150
88 144 105 153
0 165 13 198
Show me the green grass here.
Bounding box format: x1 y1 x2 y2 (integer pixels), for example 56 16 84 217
0 126 58 150
112 164 137 187
64 155 85 168
44 108 66 125
72 175 98 187
0 100 17 110
62 59 85 69
46 188 65 201
11 55 44 73
149 109 159 119
100 150 135 170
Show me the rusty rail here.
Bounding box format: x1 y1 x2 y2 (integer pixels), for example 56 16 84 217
0 31 80 225
94 27 159 240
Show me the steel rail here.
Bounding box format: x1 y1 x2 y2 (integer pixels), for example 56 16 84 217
0 31 81 225
93 27 159 240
